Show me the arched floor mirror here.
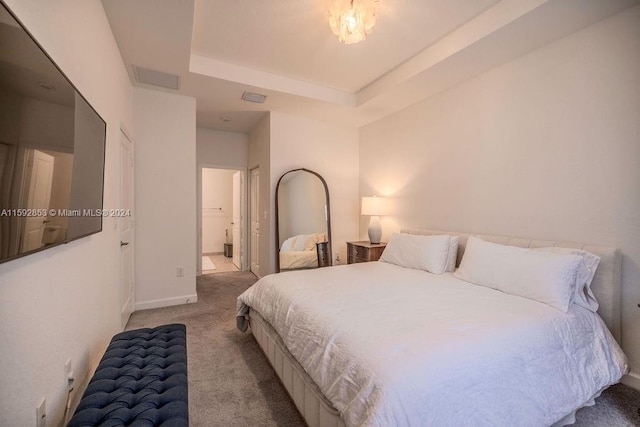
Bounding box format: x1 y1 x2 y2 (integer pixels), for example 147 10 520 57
275 168 331 272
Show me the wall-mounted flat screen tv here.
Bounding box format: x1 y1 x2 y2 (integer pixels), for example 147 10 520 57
0 2 106 264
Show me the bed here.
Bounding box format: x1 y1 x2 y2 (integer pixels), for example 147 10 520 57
279 250 319 270
237 229 628 427
279 232 326 270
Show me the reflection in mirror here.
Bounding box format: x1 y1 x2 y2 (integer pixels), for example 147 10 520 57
276 168 331 272
15 148 72 254
0 2 106 263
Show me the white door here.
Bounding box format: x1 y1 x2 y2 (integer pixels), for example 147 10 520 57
232 171 241 269
119 129 134 329
250 167 260 276
21 150 54 252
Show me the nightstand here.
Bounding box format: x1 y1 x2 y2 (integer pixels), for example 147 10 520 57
347 241 386 264
316 241 331 268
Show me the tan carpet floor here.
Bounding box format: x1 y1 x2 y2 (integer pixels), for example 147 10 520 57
126 271 304 426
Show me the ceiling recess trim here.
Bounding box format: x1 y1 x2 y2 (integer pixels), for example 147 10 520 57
189 54 356 107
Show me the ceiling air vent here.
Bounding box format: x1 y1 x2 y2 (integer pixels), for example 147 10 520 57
133 66 180 90
241 91 267 104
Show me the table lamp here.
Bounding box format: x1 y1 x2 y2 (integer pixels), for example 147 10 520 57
361 196 390 244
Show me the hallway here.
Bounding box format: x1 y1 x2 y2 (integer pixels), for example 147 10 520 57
202 253 239 274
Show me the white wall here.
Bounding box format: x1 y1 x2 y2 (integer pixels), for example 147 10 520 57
360 6 640 387
68 93 106 238
202 168 234 254
0 1 133 425
247 111 359 276
133 87 197 310
271 111 359 271
0 90 20 144
197 127 248 168
19 97 74 151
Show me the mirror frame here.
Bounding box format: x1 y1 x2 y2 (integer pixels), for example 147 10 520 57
275 168 332 273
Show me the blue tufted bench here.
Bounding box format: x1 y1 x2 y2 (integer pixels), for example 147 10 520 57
68 324 188 427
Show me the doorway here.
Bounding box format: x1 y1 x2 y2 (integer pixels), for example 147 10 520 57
197 166 245 275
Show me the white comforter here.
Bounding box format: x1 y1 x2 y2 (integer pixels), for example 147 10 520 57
279 250 318 270
237 262 627 427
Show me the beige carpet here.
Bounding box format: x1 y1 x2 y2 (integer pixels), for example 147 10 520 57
126 271 304 426
125 272 640 426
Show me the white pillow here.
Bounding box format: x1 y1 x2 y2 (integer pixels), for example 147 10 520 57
292 234 319 251
454 236 582 312
533 247 600 312
380 233 451 274
304 234 321 251
445 235 459 272
280 235 298 252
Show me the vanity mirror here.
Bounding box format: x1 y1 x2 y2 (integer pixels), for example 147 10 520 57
275 168 331 272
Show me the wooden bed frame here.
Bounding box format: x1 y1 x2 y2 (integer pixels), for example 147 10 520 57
247 229 622 427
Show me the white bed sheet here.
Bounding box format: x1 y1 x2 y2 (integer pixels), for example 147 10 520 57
280 250 318 270
237 262 628 427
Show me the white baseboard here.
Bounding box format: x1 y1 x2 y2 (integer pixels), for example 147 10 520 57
621 371 640 390
134 293 198 311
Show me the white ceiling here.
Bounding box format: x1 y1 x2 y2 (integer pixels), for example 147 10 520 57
191 0 498 93
0 8 75 107
101 0 638 133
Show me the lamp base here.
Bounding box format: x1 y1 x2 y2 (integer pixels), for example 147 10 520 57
368 215 382 244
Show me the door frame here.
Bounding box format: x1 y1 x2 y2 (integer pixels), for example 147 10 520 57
118 124 135 330
19 149 55 253
249 166 260 277
196 163 248 274
231 171 242 269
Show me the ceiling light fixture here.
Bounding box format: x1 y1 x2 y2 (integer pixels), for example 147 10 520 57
219 116 232 122
328 0 380 44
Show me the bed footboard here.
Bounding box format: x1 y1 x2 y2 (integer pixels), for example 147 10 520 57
249 311 346 427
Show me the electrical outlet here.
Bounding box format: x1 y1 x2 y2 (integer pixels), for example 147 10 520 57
36 397 46 427
65 358 74 390
176 267 184 277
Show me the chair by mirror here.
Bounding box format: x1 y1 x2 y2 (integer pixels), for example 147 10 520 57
275 168 331 272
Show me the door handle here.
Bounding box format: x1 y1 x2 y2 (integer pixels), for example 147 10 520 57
120 241 129 247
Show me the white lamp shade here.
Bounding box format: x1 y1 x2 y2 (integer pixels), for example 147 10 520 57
361 196 390 216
